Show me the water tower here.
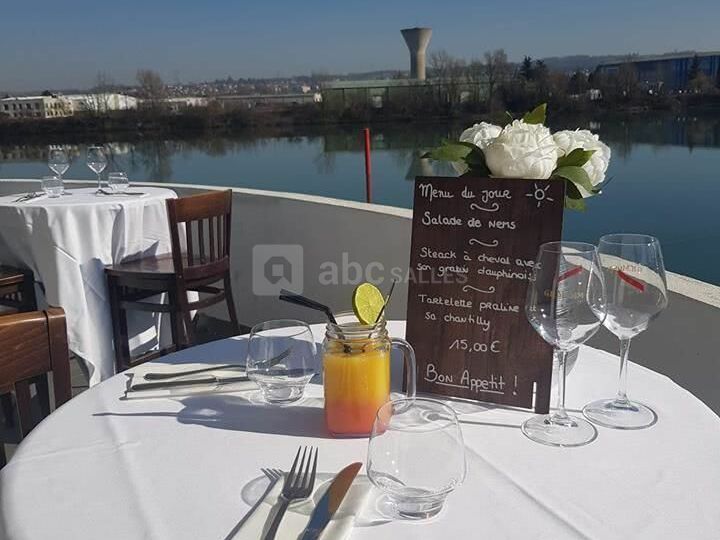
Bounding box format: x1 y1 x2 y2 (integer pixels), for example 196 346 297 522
401 27 432 81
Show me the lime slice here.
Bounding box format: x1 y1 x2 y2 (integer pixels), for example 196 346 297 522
352 282 385 325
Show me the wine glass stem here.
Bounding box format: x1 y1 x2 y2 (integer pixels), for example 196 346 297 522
97 173 102 190
550 348 571 425
616 337 632 404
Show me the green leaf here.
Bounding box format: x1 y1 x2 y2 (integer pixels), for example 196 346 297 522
462 145 492 176
564 181 586 211
456 141 478 149
565 180 584 200
556 148 596 168
422 142 472 162
564 196 586 211
522 103 547 125
423 141 492 176
552 165 595 195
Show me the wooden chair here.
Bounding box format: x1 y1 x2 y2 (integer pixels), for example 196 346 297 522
106 190 239 373
0 308 71 467
0 266 38 428
0 265 37 313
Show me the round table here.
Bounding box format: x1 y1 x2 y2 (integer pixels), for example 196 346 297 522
0 186 177 384
1 321 719 539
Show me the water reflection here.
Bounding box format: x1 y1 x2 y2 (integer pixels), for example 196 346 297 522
1 115 719 285
1 115 718 174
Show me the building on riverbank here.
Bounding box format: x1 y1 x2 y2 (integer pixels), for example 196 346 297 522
65 93 138 114
0 95 73 119
596 52 720 91
321 79 488 111
215 93 321 110
165 96 209 112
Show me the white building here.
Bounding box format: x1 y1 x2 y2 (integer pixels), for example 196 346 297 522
0 95 73 119
215 93 321 109
164 96 209 112
65 93 138 113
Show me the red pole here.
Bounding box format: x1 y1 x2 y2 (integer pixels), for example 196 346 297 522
363 127 372 203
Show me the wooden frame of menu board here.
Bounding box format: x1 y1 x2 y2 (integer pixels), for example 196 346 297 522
405 176 565 413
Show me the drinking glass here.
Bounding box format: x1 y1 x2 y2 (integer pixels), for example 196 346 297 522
246 320 316 404
523 241 607 447
367 398 466 520
48 147 70 179
86 146 108 193
107 172 130 194
322 311 416 437
583 234 668 429
41 175 64 198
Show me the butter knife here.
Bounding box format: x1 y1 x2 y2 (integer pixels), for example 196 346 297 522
299 462 362 540
130 374 250 392
143 348 291 381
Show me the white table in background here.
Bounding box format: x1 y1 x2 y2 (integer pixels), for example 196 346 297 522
0 186 177 384
1 321 719 539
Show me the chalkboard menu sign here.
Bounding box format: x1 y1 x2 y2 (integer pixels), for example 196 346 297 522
405 176 564 413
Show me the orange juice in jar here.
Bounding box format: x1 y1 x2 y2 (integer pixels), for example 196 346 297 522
323 312 416 437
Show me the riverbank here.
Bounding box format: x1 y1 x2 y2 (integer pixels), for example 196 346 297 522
2 94 720 145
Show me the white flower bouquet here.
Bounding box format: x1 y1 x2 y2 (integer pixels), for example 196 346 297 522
424 104 611 210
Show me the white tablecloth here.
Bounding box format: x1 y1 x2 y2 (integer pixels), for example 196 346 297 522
0 186 177 384
1 321 719 539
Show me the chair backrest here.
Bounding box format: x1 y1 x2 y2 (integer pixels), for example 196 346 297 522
0 266 36 312
0 308 71 437
166 190 233 283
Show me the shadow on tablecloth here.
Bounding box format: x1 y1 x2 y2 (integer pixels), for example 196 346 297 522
0 476 7 540
94 393 334 439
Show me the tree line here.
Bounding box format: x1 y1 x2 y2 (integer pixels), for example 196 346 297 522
418 49 720 116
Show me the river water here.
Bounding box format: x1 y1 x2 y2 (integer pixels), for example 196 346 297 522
1 115 719 284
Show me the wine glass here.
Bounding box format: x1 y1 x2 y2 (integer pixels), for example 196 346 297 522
87 146 108 193
583 234 667 429
48 147 70 179
523 241 607 447
107 172 130 194
367 398 466 520
246 320 316 404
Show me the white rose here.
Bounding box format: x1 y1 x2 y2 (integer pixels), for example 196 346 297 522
553 129 611 195
459 122 502 150
483 120 558 179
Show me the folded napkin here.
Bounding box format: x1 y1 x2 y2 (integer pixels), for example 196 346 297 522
229 473 372 540
124 361 255 399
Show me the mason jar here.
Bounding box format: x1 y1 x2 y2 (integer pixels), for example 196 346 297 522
322 311 416 437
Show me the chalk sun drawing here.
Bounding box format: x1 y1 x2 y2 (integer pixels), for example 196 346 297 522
526 183 554 208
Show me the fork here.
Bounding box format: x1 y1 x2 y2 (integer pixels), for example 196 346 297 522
262 446 318 540
14 192 41 203
97 189 146 196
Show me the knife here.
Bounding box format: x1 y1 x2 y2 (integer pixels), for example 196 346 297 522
299 462 362 540
129 374 250 392
142 348 291 381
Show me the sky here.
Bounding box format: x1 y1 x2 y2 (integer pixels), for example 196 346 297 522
2 0 719 92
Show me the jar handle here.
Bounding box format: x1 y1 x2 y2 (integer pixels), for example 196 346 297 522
390 337 416 398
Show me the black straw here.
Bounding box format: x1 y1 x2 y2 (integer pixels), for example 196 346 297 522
374 279 397 323
279 289 337 324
